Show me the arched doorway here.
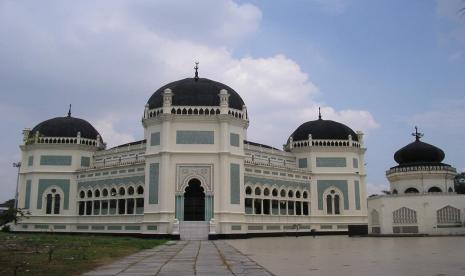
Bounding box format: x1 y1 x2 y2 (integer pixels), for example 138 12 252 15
184 178 205 221
428 187 442 193
405 187 419 194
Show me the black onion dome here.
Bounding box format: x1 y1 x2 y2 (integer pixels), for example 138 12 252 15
290 119 358 142
147 78 245 110
30 116 101 140
394 140 445 165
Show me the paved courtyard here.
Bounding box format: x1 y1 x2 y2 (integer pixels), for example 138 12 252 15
86 236 465 276
84 240 272 276
228 236 465 276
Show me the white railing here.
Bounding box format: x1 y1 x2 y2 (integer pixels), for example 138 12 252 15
145 106 248 120
244 159 308 173
386 165 456 175
26 136 101 147
77 157 145 171
290 138 360 149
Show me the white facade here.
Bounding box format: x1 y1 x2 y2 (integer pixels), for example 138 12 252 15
14 79 367 238
367 136 464 235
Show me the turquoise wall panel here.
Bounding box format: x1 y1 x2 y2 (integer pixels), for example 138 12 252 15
355 180 360 210
81 156 90 167
149 163 159 204
316 157 346 167
25 180 31 209
37 179 70 210
150 132 160 146
176 130 214 144
317 180 348 210
230 163 240 204
40 155 72 166
244 176 310 190
298 158 307 168
205 195 213 221
78 175 145 189
353 158 359 168
28 156 33 166
175 195 184 220
230 133 240 147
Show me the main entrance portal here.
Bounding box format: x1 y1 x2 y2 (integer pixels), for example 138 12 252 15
184 179 205 221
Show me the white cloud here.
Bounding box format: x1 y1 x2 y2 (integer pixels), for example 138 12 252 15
0 1 379 201
93 115 135 147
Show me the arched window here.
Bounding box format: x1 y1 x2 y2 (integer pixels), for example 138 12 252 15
272 189 278 197
137 186 144 195
393 207 417 224
128 186 135 195
80 191 85 198
46 194 53 214
296 191 301 198
264 188 270 196
428 187 442 193
303 191 308 199
280 190 286 197
437 205 461 225
87 190 93 198
95 189 100 198
54 194 61 214
288 190 293 198
119 187 125 196
255 187 261 196
448 187 453 193
334 194 340 214
245 186 252 195
110 188 117 196
102 188 108 197
405 187 419 193
326 195 332 214
371 210 380 226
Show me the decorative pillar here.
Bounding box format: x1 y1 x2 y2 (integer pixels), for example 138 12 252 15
22 128 30 145
163 88 173 114
219 89 230 115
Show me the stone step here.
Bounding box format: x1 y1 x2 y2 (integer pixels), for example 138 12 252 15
180 221 209 240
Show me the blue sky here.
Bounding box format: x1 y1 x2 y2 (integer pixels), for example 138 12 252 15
1 0 464 202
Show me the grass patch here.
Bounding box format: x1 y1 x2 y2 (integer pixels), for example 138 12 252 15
0 232 166 275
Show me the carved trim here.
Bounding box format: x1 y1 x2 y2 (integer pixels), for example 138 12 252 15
176 164 213 195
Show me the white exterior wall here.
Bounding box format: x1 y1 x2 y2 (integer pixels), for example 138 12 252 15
368 194 465 235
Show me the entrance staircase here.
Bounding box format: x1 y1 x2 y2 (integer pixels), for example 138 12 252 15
180 221 209 240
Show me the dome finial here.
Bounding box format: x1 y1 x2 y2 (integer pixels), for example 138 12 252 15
194 61 199 81
318 107 322 120
68 104 72 117
412 126 423 141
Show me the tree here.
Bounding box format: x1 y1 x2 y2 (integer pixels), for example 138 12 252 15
0 208 29 227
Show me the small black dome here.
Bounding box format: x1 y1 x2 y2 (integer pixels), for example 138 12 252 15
30 116 102 141
290 119 358 142
394 139 445 165
147 78 245 110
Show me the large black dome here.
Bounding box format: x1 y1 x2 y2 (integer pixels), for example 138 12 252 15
30 116 102 141
147 78 245 110
394 139 445 165
290 118 358 142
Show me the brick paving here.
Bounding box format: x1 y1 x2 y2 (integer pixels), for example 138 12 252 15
84 240 272 276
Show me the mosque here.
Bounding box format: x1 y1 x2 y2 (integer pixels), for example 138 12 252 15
367 128 465 235
13 66 368 239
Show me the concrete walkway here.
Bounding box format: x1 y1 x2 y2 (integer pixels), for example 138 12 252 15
84 240 272 276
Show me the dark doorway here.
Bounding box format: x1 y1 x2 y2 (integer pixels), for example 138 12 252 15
184 178 205 221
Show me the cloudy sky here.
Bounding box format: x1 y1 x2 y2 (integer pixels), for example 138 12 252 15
1 0 464 202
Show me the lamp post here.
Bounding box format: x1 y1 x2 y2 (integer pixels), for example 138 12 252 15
13 162 21 209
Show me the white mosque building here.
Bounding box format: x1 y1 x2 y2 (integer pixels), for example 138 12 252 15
367 129 465 235
13 68 368 239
